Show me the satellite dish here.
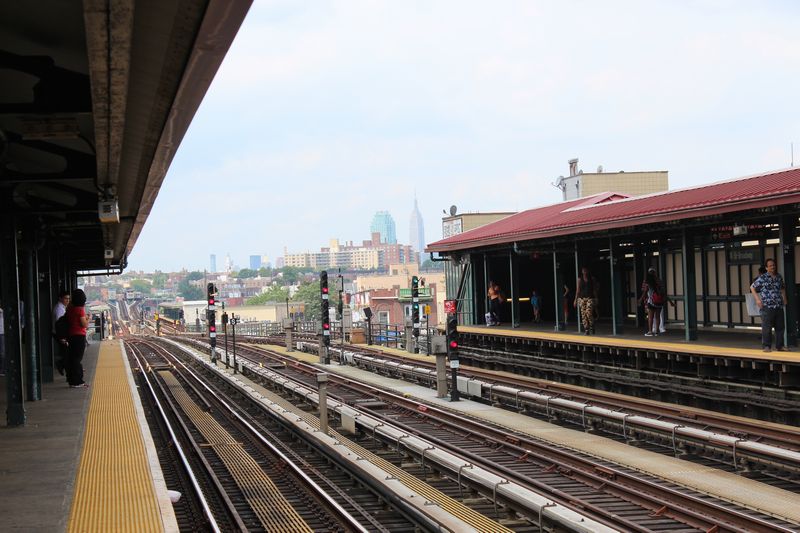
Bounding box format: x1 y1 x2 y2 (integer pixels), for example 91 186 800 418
449 205 458 216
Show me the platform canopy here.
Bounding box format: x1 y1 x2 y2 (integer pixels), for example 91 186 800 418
427 168 800 253
0 0 251 272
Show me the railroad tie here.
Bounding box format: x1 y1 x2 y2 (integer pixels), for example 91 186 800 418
159 371 313 532
245 371 514 533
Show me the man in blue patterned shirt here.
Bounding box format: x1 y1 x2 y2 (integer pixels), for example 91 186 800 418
750 258 789 352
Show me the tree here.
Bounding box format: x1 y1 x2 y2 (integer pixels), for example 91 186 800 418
177 278 204 300
258 266 273 277
292 280 339 321
236 268 258 279
152 271 168 289
185 271 204 281
246 285 289 305
279 266 313 284
129 279 151 294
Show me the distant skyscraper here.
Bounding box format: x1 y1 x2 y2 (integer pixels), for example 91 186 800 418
249 255 261 270
210 254 217 273
225 253 233 273
409 196 425 263
370 211 397 244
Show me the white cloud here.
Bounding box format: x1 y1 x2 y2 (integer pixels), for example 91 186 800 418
128 0 800 271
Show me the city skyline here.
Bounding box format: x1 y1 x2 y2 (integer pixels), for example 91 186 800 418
127 2 800 272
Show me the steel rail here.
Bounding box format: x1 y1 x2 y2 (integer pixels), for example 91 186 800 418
124 341 228 533
311 340 800 467
138 338 371 533
235 340 798 533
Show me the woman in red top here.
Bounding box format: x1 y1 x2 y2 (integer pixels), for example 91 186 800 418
65 289 90 388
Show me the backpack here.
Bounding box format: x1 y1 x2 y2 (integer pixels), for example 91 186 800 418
55 314 69 339
651 285 665 305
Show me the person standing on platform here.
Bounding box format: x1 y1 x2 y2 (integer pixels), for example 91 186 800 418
750 258 789 353
531 290 541 323
487 280 502 326
574 267 597 334
65 289 90 388
640 267 665 337
52 290 70 375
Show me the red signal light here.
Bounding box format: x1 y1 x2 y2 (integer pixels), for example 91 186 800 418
449 341 458 349
209 298 215 305
322 287 328 294
210 325 216 332
323 323 330 329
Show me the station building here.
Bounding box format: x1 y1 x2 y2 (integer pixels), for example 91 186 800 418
428 167 800 345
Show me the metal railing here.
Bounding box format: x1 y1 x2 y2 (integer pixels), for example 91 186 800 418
180 319 440 353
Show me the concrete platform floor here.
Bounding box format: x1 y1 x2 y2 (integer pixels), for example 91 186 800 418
0 341 99 532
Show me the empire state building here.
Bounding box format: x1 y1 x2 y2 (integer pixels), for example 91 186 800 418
409 196 425 264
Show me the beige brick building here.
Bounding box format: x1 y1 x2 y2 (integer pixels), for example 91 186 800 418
555 158 668 200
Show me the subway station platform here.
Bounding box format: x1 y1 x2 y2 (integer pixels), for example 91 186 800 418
0 340 176 532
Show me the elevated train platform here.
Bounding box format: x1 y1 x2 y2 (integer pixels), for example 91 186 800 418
0 340 176 532
456 321 800 389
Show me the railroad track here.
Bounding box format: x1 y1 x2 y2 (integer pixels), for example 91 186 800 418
160 336 619 532
175 335 799 532
126 338 378 532
236 333 800 482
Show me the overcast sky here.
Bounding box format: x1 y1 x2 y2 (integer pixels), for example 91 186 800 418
128 0 800 272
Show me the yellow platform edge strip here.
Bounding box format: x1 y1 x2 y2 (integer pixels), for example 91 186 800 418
68 341 165 533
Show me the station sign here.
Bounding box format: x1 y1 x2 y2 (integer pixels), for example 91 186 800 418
728 248 762 265
444 299 457 315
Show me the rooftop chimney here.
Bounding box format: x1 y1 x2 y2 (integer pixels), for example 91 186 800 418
568 158 579 177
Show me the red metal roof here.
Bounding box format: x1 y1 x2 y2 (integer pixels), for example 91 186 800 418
427 167 800 252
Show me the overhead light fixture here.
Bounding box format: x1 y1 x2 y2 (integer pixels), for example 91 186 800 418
21 117 81 140
98 199 119 223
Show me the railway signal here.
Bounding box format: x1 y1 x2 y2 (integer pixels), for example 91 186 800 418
446 310 460 401
222 305 229 369
320 270 330 345
207 282 217 361
411 276 420 352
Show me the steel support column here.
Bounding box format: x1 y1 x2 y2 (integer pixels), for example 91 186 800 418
574 242 582 334
682 229 698 340
22 238 41 401
509 251 518 328
609 237 623 335
780 215 797 346
38 245 54 382
483 254 489 324
2 217 26 425
700 246 709 327
553 244 563 331
632 246 643 328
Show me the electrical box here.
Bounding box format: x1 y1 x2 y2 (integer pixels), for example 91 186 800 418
104 248 114 260
430 334 447 354
98 200 120 223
